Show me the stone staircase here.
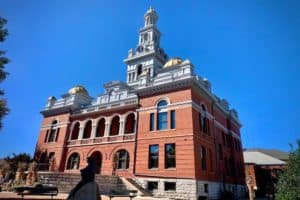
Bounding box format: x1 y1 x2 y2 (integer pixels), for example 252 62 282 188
38 172 128 195
121 178 152 197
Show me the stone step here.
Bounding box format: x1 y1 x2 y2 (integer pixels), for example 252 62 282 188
37 172 128 195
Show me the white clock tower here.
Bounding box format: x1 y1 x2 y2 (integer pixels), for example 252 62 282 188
124 7 168 87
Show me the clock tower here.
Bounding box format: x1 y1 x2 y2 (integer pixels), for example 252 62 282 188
124 7 168 87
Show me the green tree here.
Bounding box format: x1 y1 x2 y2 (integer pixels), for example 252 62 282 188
0 17 9 130
276 140 300 200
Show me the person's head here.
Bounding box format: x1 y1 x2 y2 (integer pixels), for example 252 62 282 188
87 157 94 166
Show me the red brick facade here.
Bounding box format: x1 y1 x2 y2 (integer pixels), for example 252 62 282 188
34 7 245 199
35 86 244 185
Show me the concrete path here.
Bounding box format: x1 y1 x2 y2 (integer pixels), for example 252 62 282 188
0 191 166 200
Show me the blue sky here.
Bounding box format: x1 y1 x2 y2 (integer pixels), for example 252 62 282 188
0 0 299 157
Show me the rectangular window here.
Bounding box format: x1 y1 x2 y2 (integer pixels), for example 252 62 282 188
157 112 168 130
147 181 158 191
201 146 207 171
164 182 176 191
204 184 209 193
170 110 176 129
44 130 49 143
209 149 213 172
201 117 210 134
55 128 60 142
49 152 55 160
199 113 202 131
149 145 159 169
150 113 155 131
206 118 210 135
165 143 176 168
48 129 56 142
117 151 129 169
229 158 234 175
224 157 228 174
226 135 231 147
219 144 223 160
222 132 226 146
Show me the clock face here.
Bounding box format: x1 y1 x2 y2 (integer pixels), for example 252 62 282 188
137 45 143 52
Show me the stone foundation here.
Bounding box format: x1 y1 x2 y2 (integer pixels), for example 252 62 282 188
134 177 197 199
134 177 246 200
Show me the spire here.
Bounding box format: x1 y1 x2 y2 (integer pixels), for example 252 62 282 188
144 6 158 27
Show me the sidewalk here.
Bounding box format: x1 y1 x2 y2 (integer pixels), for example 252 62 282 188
0 192 165 200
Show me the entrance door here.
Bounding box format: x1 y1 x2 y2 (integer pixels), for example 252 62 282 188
90 151 102 174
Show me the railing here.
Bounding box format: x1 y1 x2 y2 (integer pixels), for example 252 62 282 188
67 133 135 146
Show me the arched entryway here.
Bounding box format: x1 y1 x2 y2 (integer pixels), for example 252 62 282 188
90 151 102 174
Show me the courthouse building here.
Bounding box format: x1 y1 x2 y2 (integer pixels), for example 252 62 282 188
35 7 245 199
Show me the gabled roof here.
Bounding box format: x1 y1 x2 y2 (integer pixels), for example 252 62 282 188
245 148 289 161
243 150 287 165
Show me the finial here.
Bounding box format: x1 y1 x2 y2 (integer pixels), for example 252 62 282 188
146 6 155 14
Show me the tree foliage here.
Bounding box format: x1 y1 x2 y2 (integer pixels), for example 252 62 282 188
0 17 9 130
3 153 32 173
276 140 300 200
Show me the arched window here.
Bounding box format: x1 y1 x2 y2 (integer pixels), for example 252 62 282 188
90 151 102 174
110 116 120 136
83 120 92 139
96 118 105 137
71 122 80 140
200 105 209 134
157 100 168 130
115 150 130 169
157 100 168 107
124 113 136 134
67 153 80 170
48 120 59 142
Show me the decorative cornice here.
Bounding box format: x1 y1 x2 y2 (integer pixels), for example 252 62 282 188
71 102 139 118
41 105 73 117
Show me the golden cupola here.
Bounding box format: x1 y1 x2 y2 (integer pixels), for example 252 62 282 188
68 85 89 96
163 58 183 68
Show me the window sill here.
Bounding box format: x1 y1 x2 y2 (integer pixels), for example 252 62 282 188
149 168 159 170
45 141 56 143
150 128 176 133
115 169 129 171
165 167 176 170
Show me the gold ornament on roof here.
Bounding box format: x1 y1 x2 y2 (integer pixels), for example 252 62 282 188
68 85 89 95
163 58 183 68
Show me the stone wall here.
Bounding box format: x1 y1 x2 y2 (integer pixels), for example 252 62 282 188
38 172 127 194
134 177 246 200
196 180 247 200
134 177 197 200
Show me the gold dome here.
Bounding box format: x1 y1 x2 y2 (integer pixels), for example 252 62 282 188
68 85 88 95
163 58 183 68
